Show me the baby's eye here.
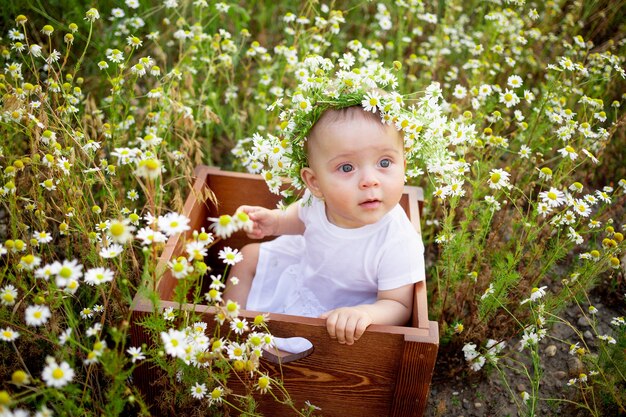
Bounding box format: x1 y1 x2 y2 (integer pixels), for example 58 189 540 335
379 158 391 168
339 164 353 173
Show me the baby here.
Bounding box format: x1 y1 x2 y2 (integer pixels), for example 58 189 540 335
227 105 425 345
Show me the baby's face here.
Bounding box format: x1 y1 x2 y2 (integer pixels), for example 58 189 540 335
301 115 405 228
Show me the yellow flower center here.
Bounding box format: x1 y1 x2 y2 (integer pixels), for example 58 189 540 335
52 368 64 379
109 223 125 237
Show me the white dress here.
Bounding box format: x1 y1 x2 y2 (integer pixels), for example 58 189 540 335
245 192 425 317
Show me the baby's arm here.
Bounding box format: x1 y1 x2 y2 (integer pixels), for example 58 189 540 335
236 201 304 239
319 283 414 345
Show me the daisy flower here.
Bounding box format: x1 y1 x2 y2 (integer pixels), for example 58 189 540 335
452 85 467 99
41 357 75 388
227 341 247 360
209 214 237 239
126 346 145 363
1 285 18 306
536 202 552 217
256 375 271 393
230 318 249 335
361 91 382 112
163 307 177 321
224 300 240 318
196 228 214 246
539 187 566 208
185 241 208 261
507 75 523 88
25 304 51 326
168 257 194 279
569 182 584 193
0 327 20 342
595 190 611 203
84 267 115 286
191 382 207 399
53 259 84 286
135 158 163 179
499 88 520 107
233 211 254 234
34 230 53 244
538 167 553 180
558 145 578 160
158 212 191 236
519 145 531 158
136 226 167 246
219 247 243 266
572 199 591 217
209 386 224 406
99 243 124 258
480 283 494 300
161 329 189 359
107 218 136 244
487 168 511 190
521 286 548 304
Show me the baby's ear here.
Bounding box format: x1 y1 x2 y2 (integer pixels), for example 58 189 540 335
300 167 324 199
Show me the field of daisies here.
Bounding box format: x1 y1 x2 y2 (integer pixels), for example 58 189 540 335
1 0 625 416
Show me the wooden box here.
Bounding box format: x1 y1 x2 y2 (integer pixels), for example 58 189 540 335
130 165 438 416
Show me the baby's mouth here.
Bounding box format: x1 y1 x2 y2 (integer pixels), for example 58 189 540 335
359 198 381 208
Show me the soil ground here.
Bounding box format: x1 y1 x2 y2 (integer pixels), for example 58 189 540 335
425 281 626 417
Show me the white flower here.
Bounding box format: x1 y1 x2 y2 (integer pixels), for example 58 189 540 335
191 382 207 399
1 284 18 306
233 211 254 234
53 259 84 287
452 84 467 99
136 226 167 245
25 304 51 326
521 286 548 304
558 145 578 160
97 242 121 258
219 247 243 266
168 257 194 279
487 168 511 190
230 318 249 335
185 241 208 261
361 91 381 112
42 357 75 388
507 75 523 88
84 267 115 286
519 330 539 351
0 326 20 342
499 88 520 107
34 230 53 244
85 8 100 22
127 346 146 363
158 212 191 236
480 283 494 300
462 343 479 361
209 214 238 239
539 188 566 208
107 218 135 244
161 328 189 358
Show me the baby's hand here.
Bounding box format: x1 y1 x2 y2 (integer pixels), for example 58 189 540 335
319 307 373 345
235 206 279 239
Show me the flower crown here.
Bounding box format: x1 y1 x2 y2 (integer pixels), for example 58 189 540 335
234 54 462 194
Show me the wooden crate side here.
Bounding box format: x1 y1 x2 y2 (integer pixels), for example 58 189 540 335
153 165 213 300
391 321 439 417
129 167 439 416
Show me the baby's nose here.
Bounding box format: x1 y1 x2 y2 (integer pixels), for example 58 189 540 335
359 170 380 188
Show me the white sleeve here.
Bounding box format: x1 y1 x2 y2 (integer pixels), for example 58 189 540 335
297 189 318 226
376 230 425 291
